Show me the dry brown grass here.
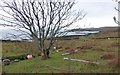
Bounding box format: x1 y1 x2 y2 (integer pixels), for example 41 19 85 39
65 47 70 50
2 27 119 73
92 47 104 51
111 43 120 47
108 57 120 67
96 29 118 38
100 54 116 60
76 45 92 50
64 47 76 53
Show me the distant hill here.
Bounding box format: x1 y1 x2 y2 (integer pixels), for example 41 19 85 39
68 26 119 38
1 26 119 41
98 27 118 32
68 26 118 32
92 27 119 38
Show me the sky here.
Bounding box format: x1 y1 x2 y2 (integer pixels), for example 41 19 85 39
0 0 119 39
72 0 118 28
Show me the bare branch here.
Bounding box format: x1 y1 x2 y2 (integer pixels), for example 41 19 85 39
0 0 86 58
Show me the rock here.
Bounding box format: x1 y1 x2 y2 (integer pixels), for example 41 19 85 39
74 50 78 52
56 50 59 52
3 59 10 62
108 38 110 40
53 47 56 50
14 59 20 62
3 59 11 65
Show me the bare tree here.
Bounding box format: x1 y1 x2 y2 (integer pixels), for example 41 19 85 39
0 0 86 59
113 0 120 25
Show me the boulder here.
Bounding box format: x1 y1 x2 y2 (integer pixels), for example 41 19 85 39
14 59 20 62
3 59 11 65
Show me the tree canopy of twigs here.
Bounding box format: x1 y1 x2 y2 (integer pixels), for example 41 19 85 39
0 0 86 58
113 0 120 25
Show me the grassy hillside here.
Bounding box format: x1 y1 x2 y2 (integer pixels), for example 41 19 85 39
2 27 119 73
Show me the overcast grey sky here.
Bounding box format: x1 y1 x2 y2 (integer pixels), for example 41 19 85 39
71 0 118 28
0 0 118 28
0 0 119 39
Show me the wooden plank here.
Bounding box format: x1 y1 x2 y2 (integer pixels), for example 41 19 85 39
64 58 100 64
61 53 70 56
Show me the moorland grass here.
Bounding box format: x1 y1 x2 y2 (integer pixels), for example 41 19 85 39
2 35 119 73
3 51 119 73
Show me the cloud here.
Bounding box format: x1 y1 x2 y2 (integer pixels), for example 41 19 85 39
74 0 117 17
73 17 118 28
0 0 118 29
70 0 118 28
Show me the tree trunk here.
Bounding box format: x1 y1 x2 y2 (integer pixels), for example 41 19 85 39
41 50 50 60
46 50 50 58
33 37 39 51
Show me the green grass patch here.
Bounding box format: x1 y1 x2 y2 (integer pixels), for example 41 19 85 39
3 51 119 73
